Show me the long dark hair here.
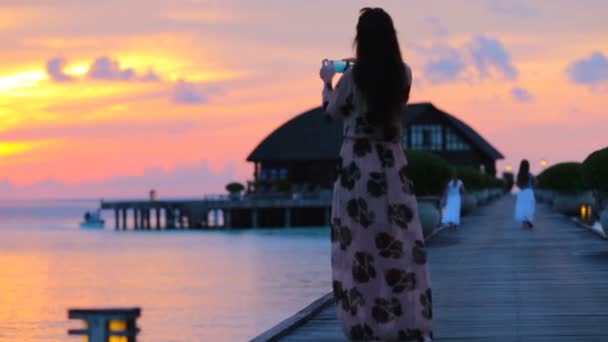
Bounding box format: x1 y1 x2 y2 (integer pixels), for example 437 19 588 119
516 159 530 188
353 7 407 141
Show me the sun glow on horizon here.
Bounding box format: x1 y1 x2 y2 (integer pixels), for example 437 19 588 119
0 70 47 92
0 142 31 157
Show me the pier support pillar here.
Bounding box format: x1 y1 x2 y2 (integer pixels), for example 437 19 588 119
145 209 151 230
139 209 145 229
122 209 127 230
166 208 175 229
134 209 139 230
285 207 291 227
224 209 232 228
155 208 161 230
177 208 184 229
114 209 119 230
252 208 258 228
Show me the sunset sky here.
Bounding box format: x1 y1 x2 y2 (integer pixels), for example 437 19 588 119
1 0 607 199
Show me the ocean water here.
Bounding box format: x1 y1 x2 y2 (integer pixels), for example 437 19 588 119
0 199 331 341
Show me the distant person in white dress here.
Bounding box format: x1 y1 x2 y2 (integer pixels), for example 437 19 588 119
442 171 465 229
515 159 537 229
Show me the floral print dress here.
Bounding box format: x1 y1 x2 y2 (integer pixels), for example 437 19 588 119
322 66 433 341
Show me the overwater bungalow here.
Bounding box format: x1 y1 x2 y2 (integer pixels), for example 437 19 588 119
247 102 504 193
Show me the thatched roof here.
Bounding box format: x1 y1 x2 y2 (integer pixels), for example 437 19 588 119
247 102 504 162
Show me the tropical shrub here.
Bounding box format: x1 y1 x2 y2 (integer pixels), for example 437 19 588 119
225 182 245 193
455 166 484 190
537 162 588 193
583 146 608 193
404 150 451 196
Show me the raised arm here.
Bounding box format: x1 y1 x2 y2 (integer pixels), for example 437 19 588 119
322 71 353 119
320 59 355 119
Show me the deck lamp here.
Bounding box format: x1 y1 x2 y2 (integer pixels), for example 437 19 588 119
580 203 593 223
68 308 141 342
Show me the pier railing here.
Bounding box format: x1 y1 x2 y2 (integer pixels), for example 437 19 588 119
99 190 333 230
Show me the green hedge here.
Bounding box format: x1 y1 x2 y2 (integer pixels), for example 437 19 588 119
583 146 608 193
454 166 503 190
490 176 506 188
537 162 588 193
455 166 483 190
404 150 504 195
404 150 451 196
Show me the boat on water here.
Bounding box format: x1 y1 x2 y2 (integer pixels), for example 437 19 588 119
80 210 105 229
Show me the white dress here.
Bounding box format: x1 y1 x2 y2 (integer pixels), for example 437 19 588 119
515 174 535 222
442 180 463 225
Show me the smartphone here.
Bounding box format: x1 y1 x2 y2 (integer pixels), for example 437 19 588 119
324 59 354 73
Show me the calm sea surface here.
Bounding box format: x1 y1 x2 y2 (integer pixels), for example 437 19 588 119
0 199 331 341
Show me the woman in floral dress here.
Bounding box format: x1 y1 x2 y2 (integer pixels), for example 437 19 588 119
320 7 433 342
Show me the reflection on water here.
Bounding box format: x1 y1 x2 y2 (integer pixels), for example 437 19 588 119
0 200 331 341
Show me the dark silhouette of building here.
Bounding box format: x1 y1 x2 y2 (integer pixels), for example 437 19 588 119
247 102 503 190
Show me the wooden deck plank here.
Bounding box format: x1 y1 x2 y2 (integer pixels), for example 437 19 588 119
268 195 608 341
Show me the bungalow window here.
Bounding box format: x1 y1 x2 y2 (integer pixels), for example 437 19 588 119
279 168 288 180
260 169 269 180
411 125 442 151
446 127 471 151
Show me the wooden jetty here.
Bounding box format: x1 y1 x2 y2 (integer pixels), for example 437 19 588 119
100 192 332 230
253 196 608 341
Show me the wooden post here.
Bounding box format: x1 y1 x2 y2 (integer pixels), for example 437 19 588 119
142 209 148 229
166 207 175 229
252 208 258 228
177 208 184 229
155 208 161 230
144 209 151 230
224 209 232 228
285 207 291 227
141 209 147 229
115 209 120 230
122 208 127 230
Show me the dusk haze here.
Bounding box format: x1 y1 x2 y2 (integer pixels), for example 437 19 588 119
1 0 606 199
